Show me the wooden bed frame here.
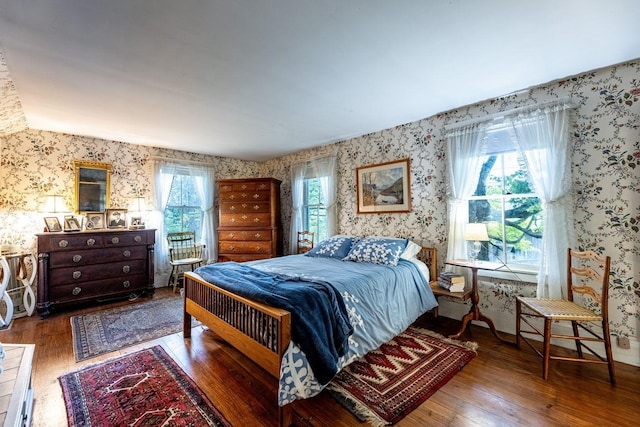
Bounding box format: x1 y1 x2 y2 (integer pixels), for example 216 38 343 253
183 246 438 426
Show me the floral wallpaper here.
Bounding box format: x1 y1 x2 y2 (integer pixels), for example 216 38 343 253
1 58 638 365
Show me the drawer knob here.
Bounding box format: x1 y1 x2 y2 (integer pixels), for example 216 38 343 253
253 217 260 223
72 271 82 279
253 205 260 210
123 250 131 257
86 238 96 246
241 192 248 198
241 184 248 189
123 280 131 288
122 265 130 273
111 237 120 244
253 193 260 199
58 240 69 248
255 233 262 238
228 245 235 251
72 254 83 263
228 233 235 239
72 287 82 296
134 235 142 243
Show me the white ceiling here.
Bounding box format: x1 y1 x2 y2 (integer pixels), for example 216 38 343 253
1 1 639 161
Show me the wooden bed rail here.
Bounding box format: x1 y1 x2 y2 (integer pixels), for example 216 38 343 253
183 271 291 378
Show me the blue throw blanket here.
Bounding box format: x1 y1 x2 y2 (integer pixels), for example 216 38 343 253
194 262 354 384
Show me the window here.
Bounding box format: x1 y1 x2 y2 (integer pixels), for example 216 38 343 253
164 171 203 235
468 126 542 268
303 178 328 241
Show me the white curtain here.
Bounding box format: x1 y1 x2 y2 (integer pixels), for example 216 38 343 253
150 159 216 274
193 165 217 263
150 160 176 273
445 125 487 264
316 154 338 237
512 105 575 298
289 154 338 254
289 162 306 254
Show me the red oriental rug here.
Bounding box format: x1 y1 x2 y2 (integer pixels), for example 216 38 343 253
59 345 231 427
327 326 477 426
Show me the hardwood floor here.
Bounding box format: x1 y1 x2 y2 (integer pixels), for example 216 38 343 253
1 287 638 427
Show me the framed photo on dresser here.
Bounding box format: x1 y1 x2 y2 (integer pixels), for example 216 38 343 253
106 209 127 229
85 212 105 230
44 217 62 232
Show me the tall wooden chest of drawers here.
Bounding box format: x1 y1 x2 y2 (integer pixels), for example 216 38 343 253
217 178 282 262
36 229 155 318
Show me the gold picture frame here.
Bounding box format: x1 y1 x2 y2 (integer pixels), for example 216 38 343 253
356 158 411 214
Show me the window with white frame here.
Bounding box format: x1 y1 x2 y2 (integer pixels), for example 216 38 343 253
467 126 542 268
303 177 328 242
164 168 204 235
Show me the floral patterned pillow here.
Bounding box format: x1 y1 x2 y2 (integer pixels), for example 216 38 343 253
343 236 408 266
305 235 356 259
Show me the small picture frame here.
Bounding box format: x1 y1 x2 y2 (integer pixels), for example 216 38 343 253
106 209 127 229
44 217 62 232
129 216 145 229
64 216 82 232
85 212 105 230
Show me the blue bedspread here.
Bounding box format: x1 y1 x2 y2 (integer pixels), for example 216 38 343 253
194 262 354 384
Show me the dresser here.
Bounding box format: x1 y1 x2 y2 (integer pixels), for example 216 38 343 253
217 178 282 262
36 229 155 318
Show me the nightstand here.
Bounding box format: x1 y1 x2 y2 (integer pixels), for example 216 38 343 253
444 259 515 345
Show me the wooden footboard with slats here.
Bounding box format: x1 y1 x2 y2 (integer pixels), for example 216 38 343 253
182 246 437 426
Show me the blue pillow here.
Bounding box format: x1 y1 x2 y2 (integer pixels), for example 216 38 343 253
305 235 355 259
343 236 408 266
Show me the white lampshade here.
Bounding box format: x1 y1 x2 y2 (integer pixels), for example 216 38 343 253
464 223 489 242
41 195 69 213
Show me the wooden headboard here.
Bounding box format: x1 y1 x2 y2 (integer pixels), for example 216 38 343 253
417 246 438 282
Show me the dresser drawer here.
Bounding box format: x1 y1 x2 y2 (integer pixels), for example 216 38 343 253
219 213 272 227
218 254 271 263
49 259 147 285
219 182 256 192
219 190 271 203
218 230 272 241
47 234 104 250
218 241 273 255
219 201 271 214
49 275 147 302
104 232 150 246
49 246 148 268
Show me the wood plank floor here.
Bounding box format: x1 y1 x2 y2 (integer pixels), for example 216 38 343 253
1 287 638 427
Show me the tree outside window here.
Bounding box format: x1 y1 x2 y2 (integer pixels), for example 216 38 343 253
164 174 203 235
468 130 542 267
303 178 327 242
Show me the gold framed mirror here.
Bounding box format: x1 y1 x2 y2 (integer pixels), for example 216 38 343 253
74 160 111 213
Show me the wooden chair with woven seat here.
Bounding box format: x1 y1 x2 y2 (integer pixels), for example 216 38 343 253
297 231 314 254
167 231 205 293
515 248 615 384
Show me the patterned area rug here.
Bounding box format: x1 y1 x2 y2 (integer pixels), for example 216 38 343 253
327 326 477 426
71 296 196 361
59 345 231 426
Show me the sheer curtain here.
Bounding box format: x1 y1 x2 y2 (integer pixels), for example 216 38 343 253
316 154 338 237
150 159 216 275
445 124 487 263
193 165 217 263
289 154 338 254
289 162 306 254
512 105 575 298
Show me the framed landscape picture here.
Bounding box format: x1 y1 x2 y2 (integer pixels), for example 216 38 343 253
356 158 411 214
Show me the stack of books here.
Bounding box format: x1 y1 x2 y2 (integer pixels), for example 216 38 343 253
438 271 466 292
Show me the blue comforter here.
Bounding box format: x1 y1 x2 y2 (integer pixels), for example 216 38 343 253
194 262 354 384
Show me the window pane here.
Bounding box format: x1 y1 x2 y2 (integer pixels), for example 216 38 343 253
469 151 542 267
164 173 203 234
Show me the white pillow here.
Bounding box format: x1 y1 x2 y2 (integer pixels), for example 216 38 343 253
400 239 422 260
409 258 431 282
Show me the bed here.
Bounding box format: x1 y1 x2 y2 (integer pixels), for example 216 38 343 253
182 236 439 426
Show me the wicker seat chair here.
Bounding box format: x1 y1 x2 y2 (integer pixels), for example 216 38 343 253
515 248 615 384
297 231 314 254
167 231 205 293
